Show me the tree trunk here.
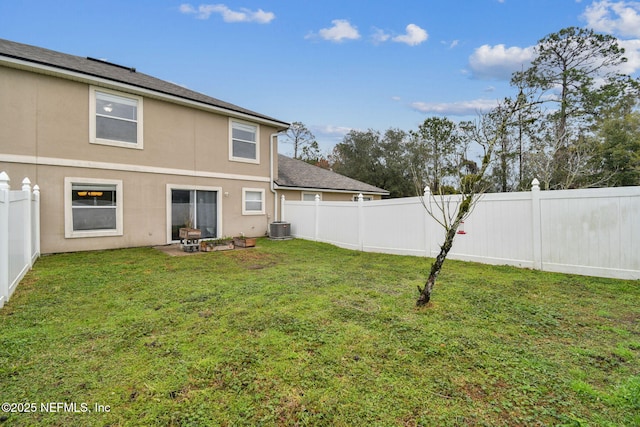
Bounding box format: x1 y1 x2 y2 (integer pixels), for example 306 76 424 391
416 196 471 307
502 135 509 192
416 226 457 306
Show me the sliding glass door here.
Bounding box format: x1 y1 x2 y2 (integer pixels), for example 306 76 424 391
171 189 217 240
195 191 217 238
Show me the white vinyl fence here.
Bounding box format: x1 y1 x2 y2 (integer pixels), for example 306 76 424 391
282 181 640 281
0 172 40 308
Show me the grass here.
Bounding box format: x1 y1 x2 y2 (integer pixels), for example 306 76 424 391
0 238 638 426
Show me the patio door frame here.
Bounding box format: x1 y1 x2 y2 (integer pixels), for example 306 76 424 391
166 184 222 243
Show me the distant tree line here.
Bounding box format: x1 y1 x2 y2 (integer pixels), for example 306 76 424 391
286 27 640 199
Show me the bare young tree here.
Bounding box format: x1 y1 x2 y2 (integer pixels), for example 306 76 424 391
415 98 526 307
283 121 316 159
526 120 614 190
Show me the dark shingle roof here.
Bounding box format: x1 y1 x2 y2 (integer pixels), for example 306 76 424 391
0 38 288 128
276 155 389 195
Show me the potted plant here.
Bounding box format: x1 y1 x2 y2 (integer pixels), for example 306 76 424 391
233 233 256 248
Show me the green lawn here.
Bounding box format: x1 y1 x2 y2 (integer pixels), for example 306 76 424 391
0 239 638 426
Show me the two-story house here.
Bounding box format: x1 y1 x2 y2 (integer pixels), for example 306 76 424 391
0 38 289 253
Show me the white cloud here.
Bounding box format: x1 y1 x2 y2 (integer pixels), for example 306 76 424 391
309 19 361 43
310 124 354 151
392 24 428 46
410 99 500 116
308 21 427 47
248 9 275 24
313 124 353 137
582 0 640 37
440 40 459 48
371 28 391 44
179 4 197 14
468 44 535 80
179 3 275 23
617 38 640 73
581 1 640 75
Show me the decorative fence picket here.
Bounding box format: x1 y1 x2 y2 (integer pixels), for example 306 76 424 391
0 172 40 308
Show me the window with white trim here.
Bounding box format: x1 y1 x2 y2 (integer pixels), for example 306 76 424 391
302 192 321 201
242 188 265 215
230 119 259 163
65 178 123 238
90 87 143 149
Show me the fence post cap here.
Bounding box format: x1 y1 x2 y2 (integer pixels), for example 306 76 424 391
424 186 430 197
33 184 40 195
0 171 9 189
358 193 364 202
531 178 540 190
22 177 32 191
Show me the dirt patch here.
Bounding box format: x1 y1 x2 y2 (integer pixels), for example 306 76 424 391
225 249 279 269
153 243 279 272
245 263 277 270
153 244 270 262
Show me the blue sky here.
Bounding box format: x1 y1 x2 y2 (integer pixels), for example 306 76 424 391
2 0 640 155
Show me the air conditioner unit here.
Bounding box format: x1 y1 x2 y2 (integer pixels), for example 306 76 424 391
269 221 291 239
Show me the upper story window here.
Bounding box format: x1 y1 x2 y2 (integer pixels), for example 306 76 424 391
230 119 259 163
90 87 143 149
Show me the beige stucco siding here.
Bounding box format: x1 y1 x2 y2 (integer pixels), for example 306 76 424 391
0 67 38 156
4 163 274 253
0 68 89 160
1 67 275 175
1 64 281 253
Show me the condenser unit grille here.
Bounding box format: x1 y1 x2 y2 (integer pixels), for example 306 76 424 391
269 222 291 239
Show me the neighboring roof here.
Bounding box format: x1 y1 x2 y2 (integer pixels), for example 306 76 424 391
0 38 289 129
276 155 389 195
